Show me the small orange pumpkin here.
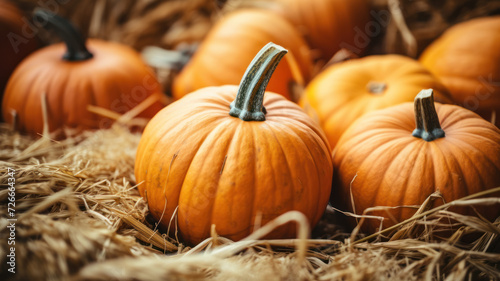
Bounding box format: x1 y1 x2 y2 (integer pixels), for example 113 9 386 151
0 0 38 99
300 55 453 148
272 0 372 62
332 89 500 233
172 9 313 102
2 10 164 137
420 16 500 127
136 43 332 245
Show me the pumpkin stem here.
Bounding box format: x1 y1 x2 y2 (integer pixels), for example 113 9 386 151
229 42 287 121
33 9 93 61
412 89 445 141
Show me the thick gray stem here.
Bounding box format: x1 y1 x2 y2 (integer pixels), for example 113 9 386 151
229 43 287 121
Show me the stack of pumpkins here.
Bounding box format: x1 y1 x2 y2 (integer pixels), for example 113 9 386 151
2 0 499 245
137 1 500 243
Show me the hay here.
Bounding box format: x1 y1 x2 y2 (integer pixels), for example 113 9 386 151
0 122 499 281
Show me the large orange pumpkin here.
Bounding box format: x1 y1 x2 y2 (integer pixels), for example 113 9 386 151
0 0 38 101
420 16 500 127
272 0 372 62
172 9 313 102
300 55 453 148
136 43 332 245
332 89 500 233
2 10 164 137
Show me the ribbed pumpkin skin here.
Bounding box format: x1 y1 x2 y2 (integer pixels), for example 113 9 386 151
2 39 164 137
172 10 313 101
420 16 500 127
135 86 333 245
300 55 453 148
0 0 38 97
273 0 371 61
332 102 500 233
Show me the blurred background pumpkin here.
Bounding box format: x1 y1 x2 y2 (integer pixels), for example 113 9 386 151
172 9 313 102
11 0 500 99
2 10 165 138
0 0 39 116
420 16 500 128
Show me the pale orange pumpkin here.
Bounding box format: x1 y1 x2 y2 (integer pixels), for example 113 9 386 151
420 16 500 127
136 43 332 245
172 9 313 102
2 10 164 137
332 89 500 233
300 55 453 148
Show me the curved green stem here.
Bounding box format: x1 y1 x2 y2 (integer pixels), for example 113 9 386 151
412 89 445 141
229 43 287 121
34 9 93 61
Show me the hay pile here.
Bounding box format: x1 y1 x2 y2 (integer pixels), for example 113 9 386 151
2 0 500 280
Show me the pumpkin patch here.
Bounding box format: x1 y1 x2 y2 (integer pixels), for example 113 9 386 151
2 1 500 280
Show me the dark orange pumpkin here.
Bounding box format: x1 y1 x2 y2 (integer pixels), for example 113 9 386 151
300 55 453 148
332 89 500 234
272 0 372 62
0 0 38 101
136 43 332 245
172 9 313 102
420 16 500 127
2 10 164 137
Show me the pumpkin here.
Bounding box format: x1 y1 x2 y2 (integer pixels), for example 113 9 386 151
272 0 372 62
420 16 500 127
300 54 454 148
0 0 38 101
332 89 500 233
136 43 332 245
172 9 313 102
2 10 164 137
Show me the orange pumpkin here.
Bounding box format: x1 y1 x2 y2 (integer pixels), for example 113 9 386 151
420 16 500 127
300 55 453 148
2 10 164 137
172 9 313 102
272 0 372 62
0 0 38 100
332 89 500 233
136 43 332 245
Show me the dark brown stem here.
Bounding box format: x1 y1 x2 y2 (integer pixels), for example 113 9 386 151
229 43 287 121
34 9 93 61
412 89 445 141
